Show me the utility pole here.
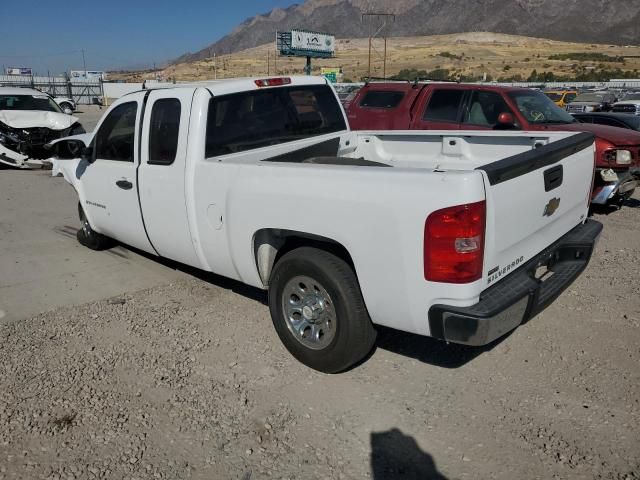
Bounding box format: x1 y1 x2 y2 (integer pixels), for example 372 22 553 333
214 53 217 80
267 51 270 75
82 49 87 76
362 12 395 79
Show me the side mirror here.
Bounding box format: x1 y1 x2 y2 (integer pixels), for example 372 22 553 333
496 112 516 129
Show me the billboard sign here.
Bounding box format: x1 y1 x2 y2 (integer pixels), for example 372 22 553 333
291 30 335 54
70 70 105 80
278 30 335 59
6 67 32 75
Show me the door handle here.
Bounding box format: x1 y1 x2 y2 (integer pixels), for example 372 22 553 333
116 180 133 190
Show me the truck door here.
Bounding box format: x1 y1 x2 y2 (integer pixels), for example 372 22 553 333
411 88 464 130
138 88 200 267
78 92 155 253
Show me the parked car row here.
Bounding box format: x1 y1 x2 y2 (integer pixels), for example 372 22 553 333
47 76 603 372
346 81 640 207
543 88 640 116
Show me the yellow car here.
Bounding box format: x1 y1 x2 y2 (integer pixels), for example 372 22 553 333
544 90 578 108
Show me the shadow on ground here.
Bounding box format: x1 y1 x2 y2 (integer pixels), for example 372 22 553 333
92 241 268 305
371 428 448 480
97 241 502 369
374 325 506 369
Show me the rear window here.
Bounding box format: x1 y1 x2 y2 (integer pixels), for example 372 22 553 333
359 90 404 109
423 89 465 123
205 85 346 158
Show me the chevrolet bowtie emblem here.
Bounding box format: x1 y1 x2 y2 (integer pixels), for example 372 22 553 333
543 197 561 217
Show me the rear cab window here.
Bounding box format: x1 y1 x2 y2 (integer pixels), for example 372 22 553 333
359 90 405 109
423 89 465 123
205 85 346 158
148 98 181 165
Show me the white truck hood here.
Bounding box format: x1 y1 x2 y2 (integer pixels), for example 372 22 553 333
0 110 79 130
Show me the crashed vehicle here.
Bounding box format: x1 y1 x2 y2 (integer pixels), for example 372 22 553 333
0 87 84 169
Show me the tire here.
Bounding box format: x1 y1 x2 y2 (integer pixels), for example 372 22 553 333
268 247 377 373
77 203 111 250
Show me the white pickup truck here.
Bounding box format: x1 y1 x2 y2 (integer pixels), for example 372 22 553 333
51 76 602 373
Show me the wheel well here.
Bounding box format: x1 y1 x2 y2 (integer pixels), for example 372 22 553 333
253 229 355 286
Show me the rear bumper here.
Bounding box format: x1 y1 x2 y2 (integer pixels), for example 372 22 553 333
428 219 603 346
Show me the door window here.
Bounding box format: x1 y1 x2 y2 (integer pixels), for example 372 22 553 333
205 85 346 157
94 102 137 162
148 98 181 165
423 89 465 123
463 91 515 127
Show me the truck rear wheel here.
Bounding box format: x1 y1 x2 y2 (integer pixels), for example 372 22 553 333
268 247 377 373
77 203 111 250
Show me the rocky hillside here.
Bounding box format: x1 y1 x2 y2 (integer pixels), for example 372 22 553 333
174 0 640 64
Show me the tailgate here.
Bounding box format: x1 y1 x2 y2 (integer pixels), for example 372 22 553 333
478 132 595 287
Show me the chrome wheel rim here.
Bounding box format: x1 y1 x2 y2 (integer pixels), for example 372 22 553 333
282 275 336 350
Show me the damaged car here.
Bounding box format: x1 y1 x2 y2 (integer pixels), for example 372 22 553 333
0 87 85 169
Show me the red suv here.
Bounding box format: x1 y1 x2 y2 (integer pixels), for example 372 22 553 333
347 82 639 206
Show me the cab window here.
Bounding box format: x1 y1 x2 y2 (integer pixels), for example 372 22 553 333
423 90 465 123
463 91 515 127
148 98 181 165
94 102 137 162
205 85 346 157
359 90 404 109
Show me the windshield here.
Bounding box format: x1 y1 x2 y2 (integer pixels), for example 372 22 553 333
0 94 62 113
508 90 576 124
574 93 605 103
544 92 563 101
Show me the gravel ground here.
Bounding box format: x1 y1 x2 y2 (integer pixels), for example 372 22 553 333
0 197 639 480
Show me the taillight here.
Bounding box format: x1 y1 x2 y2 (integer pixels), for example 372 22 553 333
254 77 292 87
424 201 486 284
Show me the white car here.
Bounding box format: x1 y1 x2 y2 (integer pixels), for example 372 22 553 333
0 87 84 168
52 96 76 114
51 76 602 372
612 92 640 115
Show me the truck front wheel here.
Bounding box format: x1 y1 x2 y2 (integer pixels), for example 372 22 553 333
268 247 377 373
77 203 111 250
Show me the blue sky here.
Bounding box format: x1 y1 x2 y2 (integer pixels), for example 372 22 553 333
0 1 300 75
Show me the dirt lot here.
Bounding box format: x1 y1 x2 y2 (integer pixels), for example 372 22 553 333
0 166 638 479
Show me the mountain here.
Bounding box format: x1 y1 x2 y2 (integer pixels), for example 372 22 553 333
174 0 640 64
